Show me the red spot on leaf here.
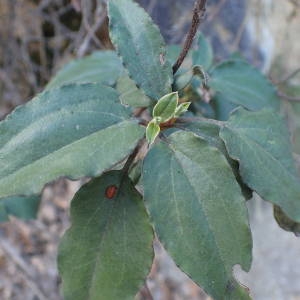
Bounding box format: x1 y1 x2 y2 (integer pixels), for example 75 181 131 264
105 185 118 199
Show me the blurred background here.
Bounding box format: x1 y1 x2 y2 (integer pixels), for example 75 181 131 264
0 0 300 299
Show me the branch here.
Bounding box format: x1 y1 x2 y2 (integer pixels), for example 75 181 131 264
278 91 300 102
275 67 300 85
122 138 145 175
172 0 207 74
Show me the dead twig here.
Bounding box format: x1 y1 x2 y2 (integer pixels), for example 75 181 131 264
275 68 300 85
278 91 300 102
0 236 48 300
172 0 207 74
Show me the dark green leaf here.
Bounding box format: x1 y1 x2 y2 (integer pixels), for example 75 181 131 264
220 108 300 221
192 33 213 70
211 93 238 121
58 171 154 300
108 0 173 100
116 75 151 108
0 195 40 222
0 83 144 199
209 60 280 111
166 45 181 66
143 131 252 300
274 205 300 236
46 51 124 90
0 203 9 222
181 120 253 200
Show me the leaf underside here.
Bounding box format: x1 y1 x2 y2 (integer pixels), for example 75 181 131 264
220 108 300 222
0 83 144 199
143 131 252 300
108 0 173 100
58 171 154 300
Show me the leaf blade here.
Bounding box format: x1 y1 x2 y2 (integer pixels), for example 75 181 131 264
58 171 154 300
143 131 252 299
220 108 300 221
0 83 144 199
0 195 40 222
46 51 124 90
108 0 173 100
192 33 214 70
209 60 280 111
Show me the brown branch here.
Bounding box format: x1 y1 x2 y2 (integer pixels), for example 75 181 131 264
278 91 300 102
172 0 207 74
275 67 300 85
122 138 146 175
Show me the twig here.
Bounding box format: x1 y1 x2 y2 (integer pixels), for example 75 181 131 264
206 0 227 24
289 0 299 7
139 282 154 300
278 91 300 102
0 236 48 300
275 68 300 84
122 139 145 175
77 3 106 57
172 0 207 74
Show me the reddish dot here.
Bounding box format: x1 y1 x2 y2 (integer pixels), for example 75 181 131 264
105 185 118 199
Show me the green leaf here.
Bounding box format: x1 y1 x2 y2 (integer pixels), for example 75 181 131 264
174 102 191 117
46 51 124 90
116 75 151 108
108 0 173 100
58 171 154 300
181 120 253 200
274 205 300 236
192 33 213 70
143 131 252 300
0 203 9 222
174 69 194 91
211 93 238 121
220 108 300 221
146 120 160 145
174 66 208 91
0 83 144 199
153 92 178 122
0 195 40 222
209 60 280 111
166 45 181 66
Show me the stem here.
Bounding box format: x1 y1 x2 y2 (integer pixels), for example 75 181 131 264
278 91 300 102
172 0 207 74
122 138 145 175
275 67 300 84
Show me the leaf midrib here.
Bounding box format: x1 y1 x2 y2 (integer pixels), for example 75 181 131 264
167 142 229 276
0 121 135 187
